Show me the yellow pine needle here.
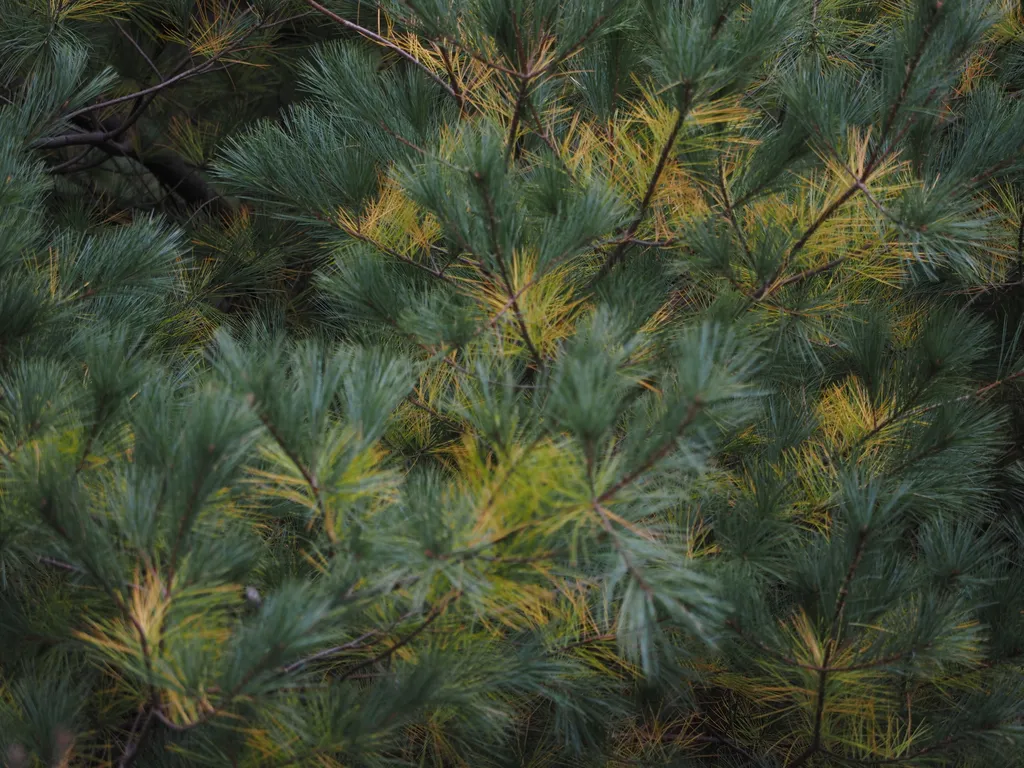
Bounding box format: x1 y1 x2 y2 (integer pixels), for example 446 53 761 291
336 181 441 259
46 0 133 23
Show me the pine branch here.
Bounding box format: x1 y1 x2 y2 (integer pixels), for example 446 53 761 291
788 526 870 768
114 21 163 80
716 156 755 268
727 619 918 674
847 369 1024 459
1016 201 1024 270
152 707 203 733
871 0 943 169
436 44 465 113
506 76 531 163
505 9 532 165
41 33 252 138
472 176 545 369
439 37 522 76
284 625 395 673
47 146 98 174
336 591 460 682
593 503 654 596
770 256 846 292
305 0 459 101
338 222 455 282
406 394 463 431
598 88 692 276
117 706 156 768
753 6 944 306
818 732 963 765
596 397 702 503
249 399 331 541
167 459 211 586
751 182 860 302
74 422 101 474
528 0 625 78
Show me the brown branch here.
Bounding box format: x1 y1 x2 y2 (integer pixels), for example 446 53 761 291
849 369 1024 458
151 707 206 733
751 4 941 306
166 457 211 586
436 44 465 113
58 42 246 125
115 21 163 80
75 419 103 473
283 615 413 673
47 146 97 174
593 504 655 597
406 394 463 431
438 37 522 76
506 77 531 163
717 156 755 265
518 89 578 182
529 0 627 78
771 256 847 292
117 706 156 768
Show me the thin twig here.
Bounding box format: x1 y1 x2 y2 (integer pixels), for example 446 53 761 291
339 222 455 282
117 706 156 768
751 182 860 302
115 21 163 79
596 398 702 504
436 44 465 113
473 176 545 369
336 592 460 682
528 0 627 79
788 526 870 768
251 404 330 541
771 256 847 292
870 0 942 170
305 0 458 101
599 88 692 276
717 156 755 265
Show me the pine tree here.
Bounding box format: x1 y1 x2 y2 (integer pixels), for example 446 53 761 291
3 0 1024 766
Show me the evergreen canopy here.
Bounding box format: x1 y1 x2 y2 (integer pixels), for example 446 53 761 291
3 0 1024 765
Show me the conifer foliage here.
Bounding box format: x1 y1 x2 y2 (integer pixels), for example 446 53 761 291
3 0 1024 765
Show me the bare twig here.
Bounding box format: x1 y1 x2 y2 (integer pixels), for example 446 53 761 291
115 21 163 79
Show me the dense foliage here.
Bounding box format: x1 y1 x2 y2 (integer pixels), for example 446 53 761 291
3 0 1024 765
